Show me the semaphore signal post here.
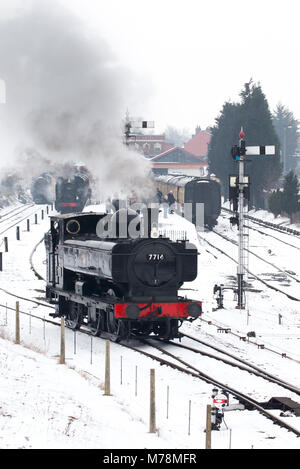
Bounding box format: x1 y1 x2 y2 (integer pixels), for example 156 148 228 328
230 129 275 309
124 111 154 146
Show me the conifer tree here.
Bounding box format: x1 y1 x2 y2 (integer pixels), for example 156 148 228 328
281 170 300 223
208 80 281 208
272 103 299 173
268 189 282 218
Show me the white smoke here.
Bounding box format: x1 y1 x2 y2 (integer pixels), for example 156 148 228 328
0 0 154 199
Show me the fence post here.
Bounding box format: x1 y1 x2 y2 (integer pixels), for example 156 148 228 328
4 237 8 252
120 356 123 385
15 301 20 344
205 405 212 449
90 336 93 365
166 385 169 419
27 219 30 232
149 368 156 433
135 365 138 396
60 317 65 364
16 226 20 240
104 340 111 396
0 252 2 272
188 400 191 435
35 214 38 224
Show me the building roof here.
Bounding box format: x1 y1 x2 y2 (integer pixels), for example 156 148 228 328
150 146 204 163
184 129 211 158
149 146 208 171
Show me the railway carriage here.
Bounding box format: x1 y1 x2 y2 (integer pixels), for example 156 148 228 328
154 174 221 228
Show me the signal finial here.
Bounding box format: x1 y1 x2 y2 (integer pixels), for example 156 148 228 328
239 127 245 139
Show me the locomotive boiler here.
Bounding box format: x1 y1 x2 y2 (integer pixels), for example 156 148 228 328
45 209 202 340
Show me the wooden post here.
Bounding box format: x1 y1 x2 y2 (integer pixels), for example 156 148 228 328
27 219 30 232
16 226 20 240
43 316 46 342
35 214 38 224
0 252 2 272
4 237 8 252
188 400 191 435
149 368 156 433
60 317 65 364
15 301 20 344
120 356 123 385
205 405 212 449
104 340 111 396
90 336 93 365
166 385 169 419
41 209 44 220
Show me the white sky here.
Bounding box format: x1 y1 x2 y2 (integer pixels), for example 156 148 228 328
1 0 300 134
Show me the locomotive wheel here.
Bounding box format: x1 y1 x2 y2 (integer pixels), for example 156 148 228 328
66 301 83 330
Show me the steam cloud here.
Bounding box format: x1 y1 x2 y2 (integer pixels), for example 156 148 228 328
0 0 153 199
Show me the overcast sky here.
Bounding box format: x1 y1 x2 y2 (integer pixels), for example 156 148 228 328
1 0 300 135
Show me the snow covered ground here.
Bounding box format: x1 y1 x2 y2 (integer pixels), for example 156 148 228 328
0 203 299 449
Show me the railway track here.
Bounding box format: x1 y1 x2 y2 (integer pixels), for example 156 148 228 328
0 203 34 223
0 203 44 236
197 231 300 302
30 237 46 281
2 276 300 439
221 209 300 253
1 203 300 444
179 332 300 394
222 207 300 237
122 337 300 438
212 228 300 285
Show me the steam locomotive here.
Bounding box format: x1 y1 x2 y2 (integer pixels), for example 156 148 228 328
154 174 221 228
45 208 202 341
55 171 91 214
31 173 55 204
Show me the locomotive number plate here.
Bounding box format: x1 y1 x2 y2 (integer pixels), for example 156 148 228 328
147 254 165 261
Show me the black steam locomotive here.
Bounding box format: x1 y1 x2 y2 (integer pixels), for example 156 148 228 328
55 171 91 214
155 174 221 228
31 173 55 204
45 209 202 341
